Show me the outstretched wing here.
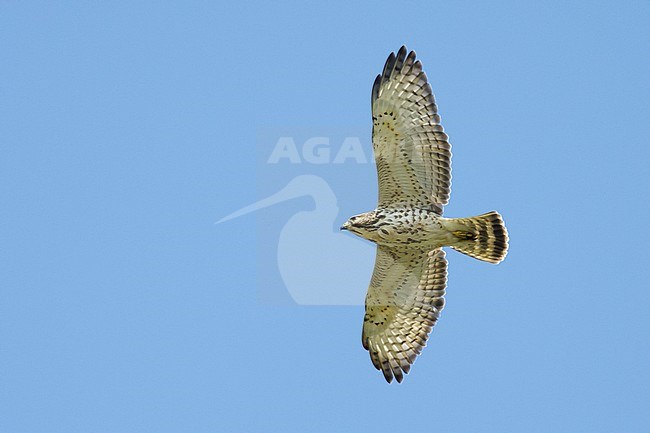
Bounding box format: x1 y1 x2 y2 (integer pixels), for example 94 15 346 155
372 46 452 214
362 247 448 383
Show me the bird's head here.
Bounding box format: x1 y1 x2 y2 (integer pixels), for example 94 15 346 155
341 211 382 241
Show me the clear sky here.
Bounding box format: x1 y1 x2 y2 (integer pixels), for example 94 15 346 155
1 1 649 432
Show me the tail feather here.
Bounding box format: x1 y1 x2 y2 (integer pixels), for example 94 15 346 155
448 211 509 264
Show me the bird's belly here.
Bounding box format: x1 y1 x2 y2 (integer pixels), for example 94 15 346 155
375 215 452 249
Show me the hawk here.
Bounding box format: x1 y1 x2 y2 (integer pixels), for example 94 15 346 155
341 46 509 383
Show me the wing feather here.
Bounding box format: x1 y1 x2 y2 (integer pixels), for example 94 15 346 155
362 247 448 383
371 46 452 214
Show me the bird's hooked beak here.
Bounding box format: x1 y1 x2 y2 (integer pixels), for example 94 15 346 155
340 220 351 231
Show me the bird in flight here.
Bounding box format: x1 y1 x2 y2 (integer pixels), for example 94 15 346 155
341 46 509 383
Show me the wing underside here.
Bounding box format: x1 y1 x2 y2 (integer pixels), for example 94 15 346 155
372 46 452 214
362 247 448 383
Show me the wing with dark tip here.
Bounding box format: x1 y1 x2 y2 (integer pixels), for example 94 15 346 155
372 46 452 214
362 247 448 383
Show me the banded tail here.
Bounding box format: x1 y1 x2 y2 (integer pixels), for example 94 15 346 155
447 211 509 264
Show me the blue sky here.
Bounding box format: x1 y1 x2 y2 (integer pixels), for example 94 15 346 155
1 1 649 432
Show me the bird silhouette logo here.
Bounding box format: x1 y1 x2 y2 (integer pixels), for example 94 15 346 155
218 174 373 305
